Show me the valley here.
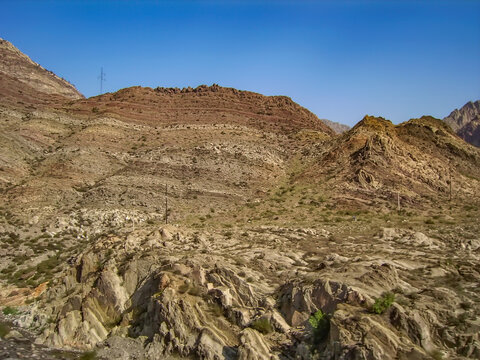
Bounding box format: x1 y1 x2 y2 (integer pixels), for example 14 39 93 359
0 38 479 360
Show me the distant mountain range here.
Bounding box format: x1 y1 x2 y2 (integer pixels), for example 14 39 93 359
319 118 350 134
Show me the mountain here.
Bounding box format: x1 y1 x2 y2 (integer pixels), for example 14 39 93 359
301 115 480 209
0 40 480 360
0 38 83 102
443 100 480 147
0 82 335 227
319 118 350 134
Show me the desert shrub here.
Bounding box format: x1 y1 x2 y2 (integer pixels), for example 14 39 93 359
79 351 97 360
308 310 330 343
0 323 10 338
234 257 246 266
178 283 189 294
371 292 395 314
36 256 61 275
208 303 223 317
188 286 201 296
251 318 273 334
2 306 19 315
430 350 444 360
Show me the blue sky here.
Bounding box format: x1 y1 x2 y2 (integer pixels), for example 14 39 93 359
1 0 479 126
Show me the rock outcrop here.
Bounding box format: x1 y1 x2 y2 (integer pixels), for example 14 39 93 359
3 224 474 360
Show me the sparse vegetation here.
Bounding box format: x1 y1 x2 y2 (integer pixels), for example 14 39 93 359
0 322 10 338
178 283 189 294
2 306 19 316
371 292 395 314
250 318 273 334
308 310 330 343
79 350 97 360
208 303 223 317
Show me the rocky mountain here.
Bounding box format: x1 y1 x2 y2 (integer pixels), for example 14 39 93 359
303 115 480 209
0 40 480 360
319 118 350 134
443 100 480 147
0 81 335 229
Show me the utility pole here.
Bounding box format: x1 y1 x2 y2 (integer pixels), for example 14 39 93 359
98 67 106 95
449 171 452 202
394 181 400 211
165 184 168 224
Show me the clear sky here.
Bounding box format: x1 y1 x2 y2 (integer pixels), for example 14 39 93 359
1 0 479 127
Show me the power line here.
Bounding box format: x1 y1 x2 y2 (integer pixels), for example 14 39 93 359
98 67 106 95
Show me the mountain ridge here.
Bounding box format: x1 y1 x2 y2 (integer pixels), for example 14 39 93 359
0 37 83 100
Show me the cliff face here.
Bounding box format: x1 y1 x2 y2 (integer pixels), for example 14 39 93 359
443 100 480 147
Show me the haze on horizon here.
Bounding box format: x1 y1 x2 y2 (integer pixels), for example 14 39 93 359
1 0 479 127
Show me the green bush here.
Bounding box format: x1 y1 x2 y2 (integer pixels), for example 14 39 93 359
308 310 330 342
2 306 19 315
371 292 395 314
251 318 273 334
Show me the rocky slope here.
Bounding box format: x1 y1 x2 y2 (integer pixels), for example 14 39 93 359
299 115 480 210
443 100 480 147
1 40 480 360
0 38 83 100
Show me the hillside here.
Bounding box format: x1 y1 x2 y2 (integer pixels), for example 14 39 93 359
0 81 335 230
0 38 83 101
301 115 480 209
0 40 480 360
443 100 480 147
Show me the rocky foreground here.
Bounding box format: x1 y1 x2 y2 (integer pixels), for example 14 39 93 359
1 209 478 360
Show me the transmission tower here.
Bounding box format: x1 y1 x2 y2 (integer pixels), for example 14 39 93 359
98 67 106 94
